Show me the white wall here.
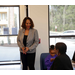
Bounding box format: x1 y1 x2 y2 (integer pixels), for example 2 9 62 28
28 5 49 70
20 5 26 26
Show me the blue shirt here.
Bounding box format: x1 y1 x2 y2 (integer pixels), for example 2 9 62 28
45 54 57 70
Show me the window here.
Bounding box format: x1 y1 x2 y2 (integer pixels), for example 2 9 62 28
0 7 19 35
0 6 20 63
2 13 5 20
0 36 20 61
49 5 75 59
50 5 75 36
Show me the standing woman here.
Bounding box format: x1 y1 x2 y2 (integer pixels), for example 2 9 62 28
17 17 39 70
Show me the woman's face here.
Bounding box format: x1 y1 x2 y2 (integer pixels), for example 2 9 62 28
25 19 31 29
54 47 58 55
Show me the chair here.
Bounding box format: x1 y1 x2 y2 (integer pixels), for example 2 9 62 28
40 53 50 70
72 51 75 62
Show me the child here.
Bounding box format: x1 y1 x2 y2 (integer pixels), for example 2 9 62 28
45 45 57 70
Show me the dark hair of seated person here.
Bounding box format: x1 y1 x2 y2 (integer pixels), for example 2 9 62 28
49 45 54 51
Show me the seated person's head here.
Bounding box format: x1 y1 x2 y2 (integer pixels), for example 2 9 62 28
49 45 56 57
55 42 67 55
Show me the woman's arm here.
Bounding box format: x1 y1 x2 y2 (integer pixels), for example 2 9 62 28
17 29 24 49
29 30 39 51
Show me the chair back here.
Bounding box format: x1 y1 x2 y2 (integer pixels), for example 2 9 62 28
40 53 50 70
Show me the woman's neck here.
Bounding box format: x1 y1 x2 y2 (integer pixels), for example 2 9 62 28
26 28 30 30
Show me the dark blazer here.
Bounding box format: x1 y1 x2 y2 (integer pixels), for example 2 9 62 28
50 54 73 70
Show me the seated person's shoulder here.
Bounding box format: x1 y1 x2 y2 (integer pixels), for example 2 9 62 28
54 55 61 62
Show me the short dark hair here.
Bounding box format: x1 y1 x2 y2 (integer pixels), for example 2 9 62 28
55 42 67 54
49 45 54 51
21 17 34 29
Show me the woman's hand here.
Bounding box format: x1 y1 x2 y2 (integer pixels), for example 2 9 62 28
50 58 55 62
22 47 29 54
25 47 29 52
23 47 29 54
22 47 26 54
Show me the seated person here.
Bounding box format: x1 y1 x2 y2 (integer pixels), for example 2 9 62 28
45 45 57 70
50 42 73 70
